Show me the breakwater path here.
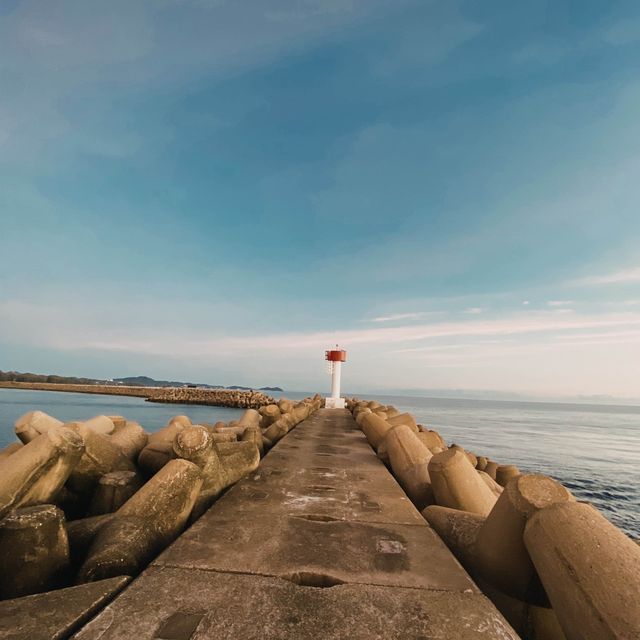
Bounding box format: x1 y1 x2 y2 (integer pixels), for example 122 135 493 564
0 382 274 409
71 408 515 639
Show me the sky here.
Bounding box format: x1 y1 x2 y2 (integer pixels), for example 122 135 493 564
1 0 640 400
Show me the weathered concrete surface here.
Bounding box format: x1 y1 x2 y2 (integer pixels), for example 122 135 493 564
73 409 518 639
74 567 516 640
157 512 476 592
0 576 130 640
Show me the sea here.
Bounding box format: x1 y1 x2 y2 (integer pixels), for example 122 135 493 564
1 388 638 538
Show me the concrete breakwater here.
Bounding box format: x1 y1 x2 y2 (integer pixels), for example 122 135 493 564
0 381 275 409
4 407 521 640
0 397 638 639
145 386 275 408
349 398 640 640
0 396 321 630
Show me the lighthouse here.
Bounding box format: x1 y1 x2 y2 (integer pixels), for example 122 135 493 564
325 346 347 409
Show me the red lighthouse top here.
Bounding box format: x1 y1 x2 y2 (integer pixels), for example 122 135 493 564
325 348 347 362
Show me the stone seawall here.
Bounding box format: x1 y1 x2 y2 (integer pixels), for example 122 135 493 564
0 381 275 409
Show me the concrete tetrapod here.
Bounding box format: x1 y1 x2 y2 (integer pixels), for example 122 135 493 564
478 471 504 498
384 424 434 509
215 424 247 437
67 514 116 562
473 474 574 604
450 444 478 468
137 440 176 475
0 426 85 518
109 421 148 461
278 398 294 414
359 413 394 450
386 412 419 432
81 416 116 436
108 415 127 429
416 429 447 452
241 425 265 456
236 409 261 429
291 402 311 423
173 425 229 519
137 418 188 475
422 502 567 640
0 441 23 460
88 470 144 516
166 415 192 429
78 459 203 583
15 410 64 444
210 431 237 443
66 422 137 496
428 449 498 516
484 461 499 480
258 404 281 428
496 465 520 487
216 441 261 485
0 504 70 599
476 576 569 640
263 414 295 445
422 505 485 571
354 409 372 428
524 501 640 640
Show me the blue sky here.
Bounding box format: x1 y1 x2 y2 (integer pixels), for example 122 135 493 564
1 0 640 399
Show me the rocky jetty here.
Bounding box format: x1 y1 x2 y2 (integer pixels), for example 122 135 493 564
146 387 275 408
0 395 321 605
349 398 640 640
0 381 275 409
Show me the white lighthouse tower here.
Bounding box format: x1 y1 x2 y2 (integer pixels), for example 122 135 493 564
325 346 347 409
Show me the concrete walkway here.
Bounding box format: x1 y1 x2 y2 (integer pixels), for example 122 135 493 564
73 409 518 639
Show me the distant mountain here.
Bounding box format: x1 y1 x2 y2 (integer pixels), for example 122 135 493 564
112 376 221 388
0 370 282 393
113 377 282 392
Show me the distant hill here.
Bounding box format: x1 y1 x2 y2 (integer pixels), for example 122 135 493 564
218 384 283 392
112 376 222 389
0 370 282 392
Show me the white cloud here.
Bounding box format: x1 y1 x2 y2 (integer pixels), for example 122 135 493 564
522 300 530 305
3 299 640 397
547 300 573 307
4 299 640 357
369 312 431 323
464 307 484 314
573 267 640 286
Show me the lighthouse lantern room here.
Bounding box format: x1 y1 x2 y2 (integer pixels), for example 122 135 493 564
325 347 347 409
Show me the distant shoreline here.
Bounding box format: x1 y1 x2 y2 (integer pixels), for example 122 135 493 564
0 381 275 408
0 381 149 397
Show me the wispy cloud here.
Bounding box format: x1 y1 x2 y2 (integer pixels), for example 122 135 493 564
547 300 573 307
552 329 640 341
5 300 640 358
573 267 640 286
369 312 433 323
464 307 484 314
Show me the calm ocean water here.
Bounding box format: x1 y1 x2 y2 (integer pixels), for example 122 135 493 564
371 393 640 538
1 388 638 537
